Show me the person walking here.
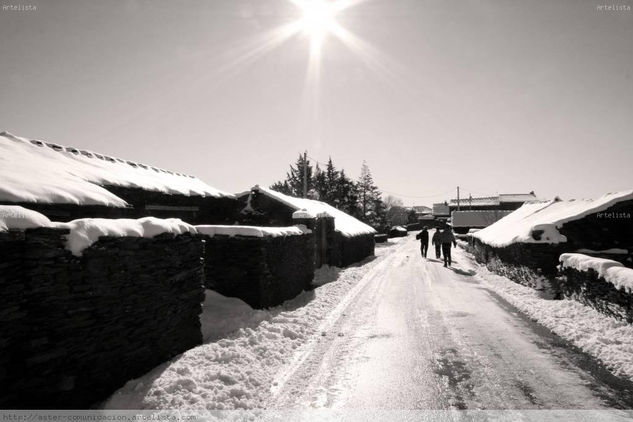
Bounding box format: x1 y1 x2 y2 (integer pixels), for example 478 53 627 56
431 227 442 259
416 226 429 258
439 226 457 267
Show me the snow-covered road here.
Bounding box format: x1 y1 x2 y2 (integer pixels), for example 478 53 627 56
267 235 633 410
106 234 633 412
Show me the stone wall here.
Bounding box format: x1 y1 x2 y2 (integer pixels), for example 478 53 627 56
469 238 564 296
332 233 376 268
0 228 205 408
558 266 633 322
201 233 314 309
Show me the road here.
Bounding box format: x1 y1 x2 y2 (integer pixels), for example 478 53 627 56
266 234 633 410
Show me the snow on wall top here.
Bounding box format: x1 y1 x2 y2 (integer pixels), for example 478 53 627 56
251 186 376 238
0 205 53 232
0 204 197 255
0 131 234 207
560 253 633 294
196 225 306 238
55 217 197 256
473 189 633 247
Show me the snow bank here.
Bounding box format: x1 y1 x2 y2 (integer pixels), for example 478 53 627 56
200 290 270 342
474 190 633 247
251 186 376 238
0 205 52 232
560 253 633 293
196 225 305 238
457 247 633 381
55 217 197 256
0 131 233 207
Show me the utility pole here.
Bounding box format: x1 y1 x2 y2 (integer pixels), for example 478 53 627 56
303 150 308 198
457 186 460 211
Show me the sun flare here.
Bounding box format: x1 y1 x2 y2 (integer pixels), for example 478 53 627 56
296 0 339 41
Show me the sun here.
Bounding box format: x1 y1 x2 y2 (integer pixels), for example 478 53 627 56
293 0 339 41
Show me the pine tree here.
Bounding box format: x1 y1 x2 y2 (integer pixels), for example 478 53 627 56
312 164 327 201
269 180 292 195
357 161 387 229
334 169 359 216
270 154 314 197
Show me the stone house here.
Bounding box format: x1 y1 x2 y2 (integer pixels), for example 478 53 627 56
236 185 376 267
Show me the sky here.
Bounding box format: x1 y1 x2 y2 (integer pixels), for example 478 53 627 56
1 0 632 206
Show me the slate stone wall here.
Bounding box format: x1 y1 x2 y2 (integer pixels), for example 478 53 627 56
202 233 314 309
0 228 205 409
559 266 633 322
332 233 375 268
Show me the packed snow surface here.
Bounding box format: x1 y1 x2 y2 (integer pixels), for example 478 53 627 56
196 225 305 238
474 189 633 247
560 253 633 293
0 131 233 206
0 205 52 232
55 217 197 256
251 186 376 238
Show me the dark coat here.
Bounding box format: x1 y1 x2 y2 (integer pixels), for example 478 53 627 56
439 229 456 245
431 230 442 245
416 229 429 243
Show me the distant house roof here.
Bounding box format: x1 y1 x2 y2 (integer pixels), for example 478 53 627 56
449 196 500 207
451 210 513 228
0 131 234 207
412 205 432 214
447 192 537 208
432 203 450 216
499 193 538 203
473 190 633 247
246 186 376 238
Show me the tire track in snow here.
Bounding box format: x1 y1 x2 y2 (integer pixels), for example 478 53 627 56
268 243 405 402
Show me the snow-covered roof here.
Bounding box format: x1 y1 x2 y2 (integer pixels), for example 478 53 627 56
196 225 306 238
474 190 633 247
560 253 633 294
499 193 538 203
449 196 500 207
0 131 234 207
447 193 537 207
247 186 376 238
